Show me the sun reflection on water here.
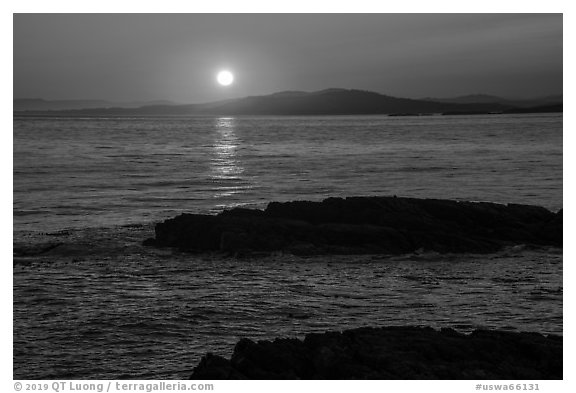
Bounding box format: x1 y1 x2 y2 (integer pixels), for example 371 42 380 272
211 117 247 198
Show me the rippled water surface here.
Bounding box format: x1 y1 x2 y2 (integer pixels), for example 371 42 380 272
14 114 562 231
13 114 562 379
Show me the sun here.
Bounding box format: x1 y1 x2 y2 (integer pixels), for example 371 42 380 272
216 70 234 86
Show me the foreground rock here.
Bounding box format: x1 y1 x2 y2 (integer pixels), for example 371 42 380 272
190 326 562 379
144 196 561 255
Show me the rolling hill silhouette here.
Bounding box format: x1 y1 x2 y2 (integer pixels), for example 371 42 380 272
14 88 561 116
422 93 562 108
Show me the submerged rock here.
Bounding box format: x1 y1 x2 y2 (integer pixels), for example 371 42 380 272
190 326 562 379
145 196 562 255
13 242 64 257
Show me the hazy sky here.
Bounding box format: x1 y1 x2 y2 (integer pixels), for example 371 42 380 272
13 14 562 103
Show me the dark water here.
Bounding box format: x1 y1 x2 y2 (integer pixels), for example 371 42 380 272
13 114 562 379
14 114 562 232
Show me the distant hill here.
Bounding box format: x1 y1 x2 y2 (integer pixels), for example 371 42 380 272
423 94 563 108
15 89 511 116
13 98 177 111
193 89 510 115
504 103 563 114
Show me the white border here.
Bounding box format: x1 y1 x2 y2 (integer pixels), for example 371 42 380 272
4 3 572 391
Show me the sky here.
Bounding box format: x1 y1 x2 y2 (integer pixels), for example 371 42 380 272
13 13 563 103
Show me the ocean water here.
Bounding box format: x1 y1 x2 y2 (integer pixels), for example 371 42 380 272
13 114 562 379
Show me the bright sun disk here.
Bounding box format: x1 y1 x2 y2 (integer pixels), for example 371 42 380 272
217 70 234 86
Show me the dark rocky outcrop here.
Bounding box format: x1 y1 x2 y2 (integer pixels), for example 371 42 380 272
144 196 562 255
190 326 562 379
